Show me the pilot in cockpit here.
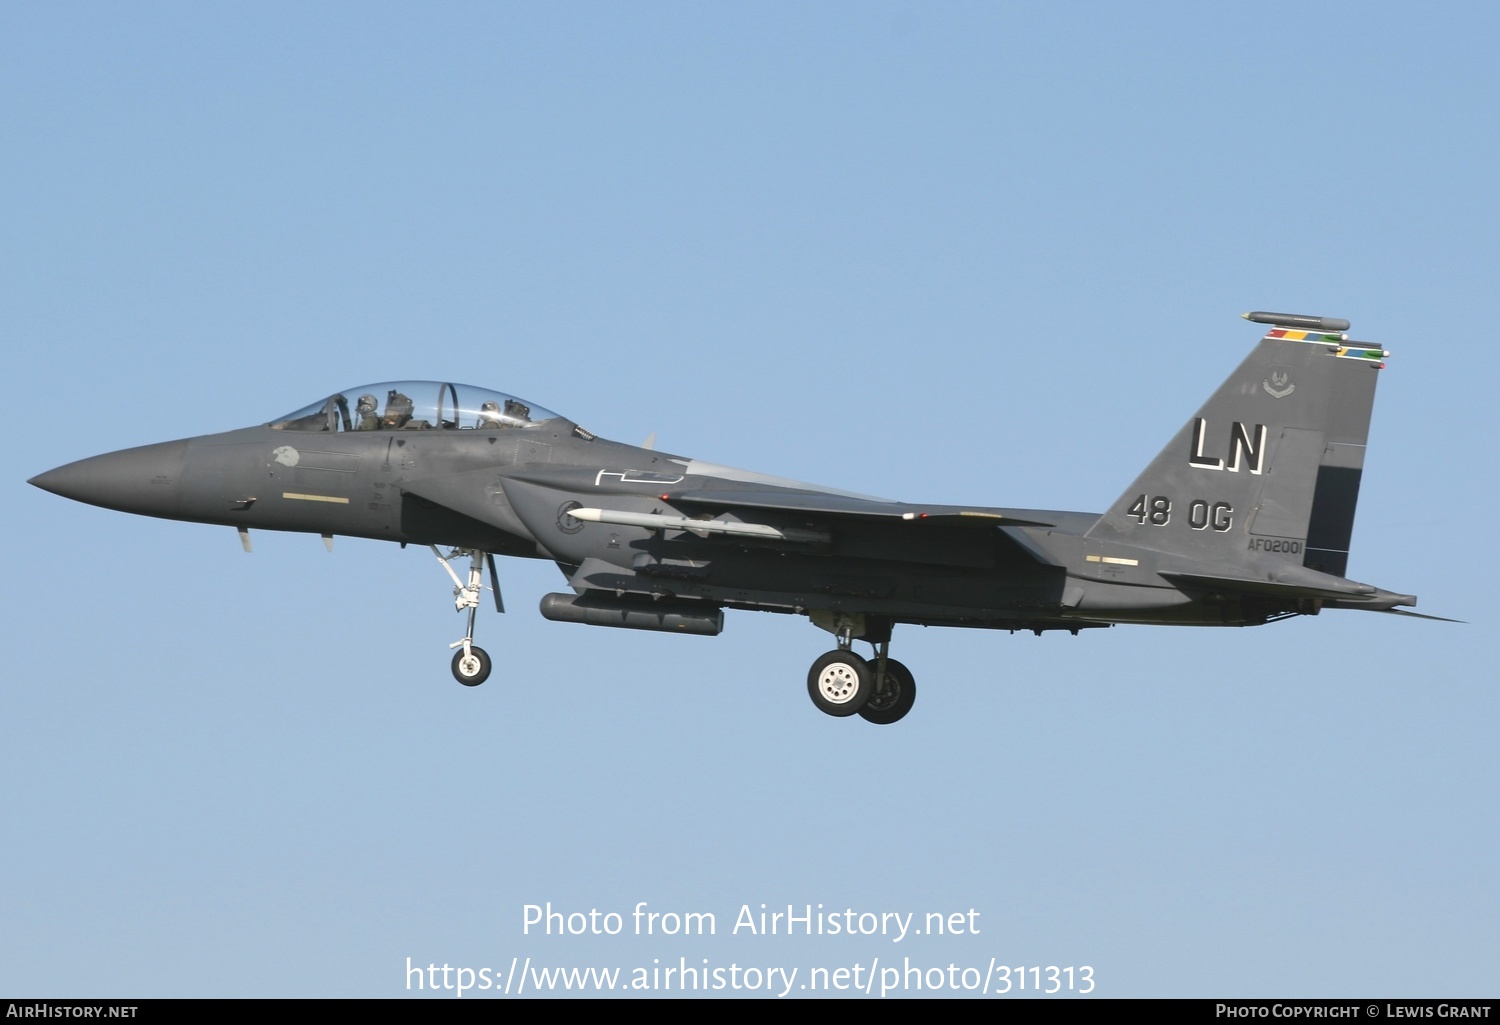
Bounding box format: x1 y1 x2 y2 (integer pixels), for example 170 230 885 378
355 394 380 431
477 401 504 429
383 390 414 429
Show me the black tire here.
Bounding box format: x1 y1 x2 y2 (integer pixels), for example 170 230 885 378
859 658 917 725
807 650 873 717
451 646 492 687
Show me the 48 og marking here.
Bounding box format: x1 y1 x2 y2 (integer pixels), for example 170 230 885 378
1126 495 1233 531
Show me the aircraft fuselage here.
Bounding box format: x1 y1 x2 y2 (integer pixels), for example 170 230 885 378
30 314 1428 723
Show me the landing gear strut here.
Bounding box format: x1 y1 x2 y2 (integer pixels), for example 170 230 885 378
805 618 918 724
432 546 502 687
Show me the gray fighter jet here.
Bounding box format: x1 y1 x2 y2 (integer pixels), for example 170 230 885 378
30 312 1431 723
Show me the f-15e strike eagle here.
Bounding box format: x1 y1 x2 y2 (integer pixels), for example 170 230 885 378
30 312 1432 723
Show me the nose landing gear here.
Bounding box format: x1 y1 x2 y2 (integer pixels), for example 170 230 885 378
432 546 502 687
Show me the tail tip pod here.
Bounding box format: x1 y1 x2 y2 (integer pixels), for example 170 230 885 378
1242 311 1351 334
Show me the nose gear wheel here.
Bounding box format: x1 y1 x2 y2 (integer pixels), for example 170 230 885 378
452 646 492 686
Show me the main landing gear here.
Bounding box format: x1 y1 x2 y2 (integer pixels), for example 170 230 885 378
432 546 503 687
806 621 918 724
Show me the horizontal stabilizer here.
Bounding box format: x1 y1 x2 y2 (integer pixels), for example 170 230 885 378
1162 570 1370 601
1162 567 1421 612
1361 608 1465 623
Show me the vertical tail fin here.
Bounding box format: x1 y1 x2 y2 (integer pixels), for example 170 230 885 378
1085 313 1388 579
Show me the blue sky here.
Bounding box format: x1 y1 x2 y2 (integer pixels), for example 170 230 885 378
4 1 1495 998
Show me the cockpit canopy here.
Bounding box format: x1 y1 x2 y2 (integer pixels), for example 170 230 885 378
271 381 581 435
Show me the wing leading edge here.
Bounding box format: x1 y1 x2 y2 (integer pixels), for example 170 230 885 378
664 488 1057 528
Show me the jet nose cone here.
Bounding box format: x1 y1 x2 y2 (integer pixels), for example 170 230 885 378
29 440 189 518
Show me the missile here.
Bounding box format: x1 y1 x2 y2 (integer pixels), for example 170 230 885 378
569 507 829 544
